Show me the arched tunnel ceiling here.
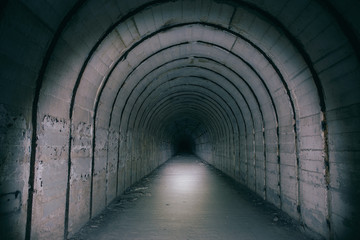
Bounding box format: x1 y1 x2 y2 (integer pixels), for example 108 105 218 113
27 0 358 142
1 0 360 239
76 20 300 142
66 3 317 172
40 1 359 236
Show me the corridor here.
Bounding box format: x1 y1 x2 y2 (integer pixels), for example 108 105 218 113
70 155 309 240
1 0 360 239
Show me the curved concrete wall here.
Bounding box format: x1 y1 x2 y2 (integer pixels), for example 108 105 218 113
0 0 359 239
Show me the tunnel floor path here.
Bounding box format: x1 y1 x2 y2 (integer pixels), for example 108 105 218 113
70 155 310 240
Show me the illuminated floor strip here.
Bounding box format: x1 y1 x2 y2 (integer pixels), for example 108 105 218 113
70 155 309 240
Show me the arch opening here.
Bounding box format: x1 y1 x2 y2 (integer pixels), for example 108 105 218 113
0 0 359 239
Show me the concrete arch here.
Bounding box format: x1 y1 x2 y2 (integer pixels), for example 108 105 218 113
0 0 359 239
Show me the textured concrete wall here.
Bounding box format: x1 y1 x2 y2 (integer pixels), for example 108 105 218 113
0 105 30 240
0 0 359 239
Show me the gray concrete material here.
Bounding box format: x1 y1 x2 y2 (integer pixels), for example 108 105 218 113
31 115 69 239
0 105 30 240
70 155 311 240
0 0 359 239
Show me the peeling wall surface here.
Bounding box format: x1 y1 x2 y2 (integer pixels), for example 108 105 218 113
0 0 359 239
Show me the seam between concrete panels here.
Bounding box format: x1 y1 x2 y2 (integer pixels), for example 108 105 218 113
148 101 220 134
124 69 247 135
140 82 240 170
313 0 360 236
136 80 238 135
146 93 238 150
192 56 268 192
138 63 256 173
105 43 268 199
139 69 253 179
140 95 224 152
142 88 232 134
187 38 280 193
144 92 222 140
196 39 281 204
144 93 224 143
88 22 274 129
27 0 338 238
106 38 266 190
104 54 250 180
155 100 220 127
47 3 327 239
80 20 277 210
230 0 330 229
25 0 88 239
259 1 335 232
26 1 352 231
154 104 222 150
135 84 226 131
143 92 226 140
118 58 190 129
108 57 190 196
62 1 191 230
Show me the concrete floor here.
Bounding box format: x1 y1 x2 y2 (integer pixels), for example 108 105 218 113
70 155 311 240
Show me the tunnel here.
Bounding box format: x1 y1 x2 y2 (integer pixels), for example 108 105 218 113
174 136 195 154
0 0 359 239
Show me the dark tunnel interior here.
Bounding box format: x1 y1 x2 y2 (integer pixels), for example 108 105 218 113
0 0 360 239
174 135 196 154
